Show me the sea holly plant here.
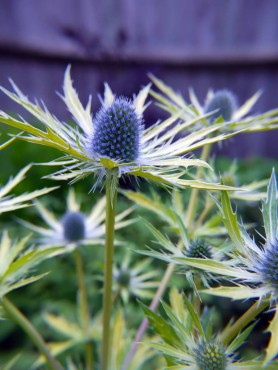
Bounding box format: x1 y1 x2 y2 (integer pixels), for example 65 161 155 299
0 66 244 190
0 169 65 369
149 74 278 133
143 289 277 369
150 170 278 366
0 68 278 370
0 66 241 370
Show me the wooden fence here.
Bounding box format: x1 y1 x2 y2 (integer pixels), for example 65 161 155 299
0 0 278 157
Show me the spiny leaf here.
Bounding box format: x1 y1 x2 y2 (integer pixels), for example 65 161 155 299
141 303 181 348
220 190 243 251
264 304 278 365
262 169 277 244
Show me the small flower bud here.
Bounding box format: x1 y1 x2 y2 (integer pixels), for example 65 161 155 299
186 239 212 259
204 90 237 123
195 340 227 370
62 211 86 242
117 269 131 288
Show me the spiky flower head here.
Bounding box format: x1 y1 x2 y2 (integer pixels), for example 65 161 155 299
195 340 227 370
92 98 143 162
186 239 212 259
62 211 86 242
204 90 237 123
18 189 134 250
257 238 278 297
0 66 240 192
116 268 131 288
113 256 160 303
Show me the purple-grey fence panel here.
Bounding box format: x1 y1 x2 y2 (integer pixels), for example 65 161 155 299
0 0 277 158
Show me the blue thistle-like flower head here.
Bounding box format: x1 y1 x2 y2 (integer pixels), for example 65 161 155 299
204 90 237 123
258 239 278 297
186 239 212 259
195 340 227 370
92 98 143 162
117 269 131 288
62 211 86 242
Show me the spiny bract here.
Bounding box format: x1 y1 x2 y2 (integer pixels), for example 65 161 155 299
62 211 86 242
186 239 212 259
92 98 143 162
204 90 237 123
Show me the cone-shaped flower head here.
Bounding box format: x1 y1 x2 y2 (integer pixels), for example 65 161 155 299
18 189 134 249
195 340 227 370
258 238 278 297
62 211 86 242
113 256 160 303
204 90 237 123
117 268 131 288
186 239 212 259
92 98 143 162
0 66 239 192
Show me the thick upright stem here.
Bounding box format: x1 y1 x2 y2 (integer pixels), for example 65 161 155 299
74 249 93 370
2 296 63 370
101 171 118 370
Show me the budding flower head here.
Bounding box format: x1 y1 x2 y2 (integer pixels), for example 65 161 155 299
116 268 131 288
258 239 278 297
204 90 237 123
186 239 212 259
195 340 227 370
92 97 143 162
62 211 86 242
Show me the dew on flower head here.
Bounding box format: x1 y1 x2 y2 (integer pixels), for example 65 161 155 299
204 90 237 123
259 239 278 297
92 98 143 162
62 211 86 242
195 340 227 370
186 239 212 259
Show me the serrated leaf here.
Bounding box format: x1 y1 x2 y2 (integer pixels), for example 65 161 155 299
262 169 277 244
201 285 262 300
220 191 243 251
141 303 181 348
172 256 251 279
183 295 205 337
143 220 177 254
227 322 257 353
264 304 278 365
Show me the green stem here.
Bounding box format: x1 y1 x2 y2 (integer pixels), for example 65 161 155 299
186 143 212 235
74 249 93 370
2 296 63 370
101 171 118 370
221 299 269 346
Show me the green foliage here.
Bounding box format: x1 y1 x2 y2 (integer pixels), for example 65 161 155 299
0 71 278 370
